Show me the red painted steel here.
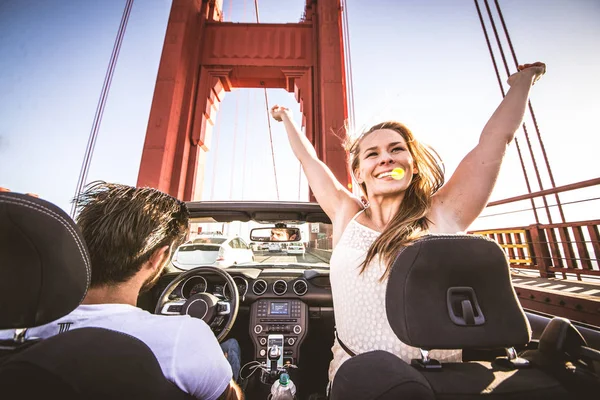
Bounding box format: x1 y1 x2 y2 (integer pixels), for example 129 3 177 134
137 0 349 201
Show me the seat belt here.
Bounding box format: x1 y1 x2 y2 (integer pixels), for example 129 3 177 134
334 328 356 357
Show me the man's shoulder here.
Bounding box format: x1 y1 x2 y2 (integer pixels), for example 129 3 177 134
53 304 212 340
129 308 210 330
91 305 213 337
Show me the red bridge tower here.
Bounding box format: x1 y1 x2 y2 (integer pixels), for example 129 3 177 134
137 0 350 200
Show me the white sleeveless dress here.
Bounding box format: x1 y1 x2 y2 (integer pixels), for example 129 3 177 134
328 210 462 382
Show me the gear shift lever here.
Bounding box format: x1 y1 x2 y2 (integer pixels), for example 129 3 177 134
268 345 281 373
267 334 284 373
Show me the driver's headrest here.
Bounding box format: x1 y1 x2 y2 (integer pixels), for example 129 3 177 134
386 234 531 350
0 192 91 329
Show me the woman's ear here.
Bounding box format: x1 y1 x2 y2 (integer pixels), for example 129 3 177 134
354 169 363 184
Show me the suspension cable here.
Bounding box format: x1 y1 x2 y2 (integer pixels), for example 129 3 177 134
298 129 306 201
227 0 233 21
229 91 240 198
341 0 356 132
241 91 251 199
493 0 565 223
210 108 223 200
298 167 302 201
481 0 553 224
70 0 134 217
473 0 539 224
254 0 280 200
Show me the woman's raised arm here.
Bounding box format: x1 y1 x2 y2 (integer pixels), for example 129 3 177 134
271 105 360 221
431 62 546 231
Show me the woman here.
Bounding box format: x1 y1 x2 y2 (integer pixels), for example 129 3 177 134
270 62 546 382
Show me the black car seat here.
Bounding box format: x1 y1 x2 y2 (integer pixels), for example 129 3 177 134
331 234 598 399
0 191 193 400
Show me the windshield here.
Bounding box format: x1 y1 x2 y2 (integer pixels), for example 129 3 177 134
171 219 332 270
174 244 221 267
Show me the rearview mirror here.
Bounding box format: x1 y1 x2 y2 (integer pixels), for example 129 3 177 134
250 227 301 242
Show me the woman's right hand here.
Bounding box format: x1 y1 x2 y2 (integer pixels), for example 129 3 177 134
507 61 546 87
271 105 290 122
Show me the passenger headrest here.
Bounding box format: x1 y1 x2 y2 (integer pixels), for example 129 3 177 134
0 192 90 329
386 234 531 350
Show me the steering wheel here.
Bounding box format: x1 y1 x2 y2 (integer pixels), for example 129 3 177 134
155 266 239 342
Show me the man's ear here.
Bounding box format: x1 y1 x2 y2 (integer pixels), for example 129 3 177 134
147 245 170 271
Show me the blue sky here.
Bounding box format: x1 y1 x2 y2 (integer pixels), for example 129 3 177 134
1 0 599 230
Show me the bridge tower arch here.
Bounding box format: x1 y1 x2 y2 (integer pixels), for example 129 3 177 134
137 0 350 201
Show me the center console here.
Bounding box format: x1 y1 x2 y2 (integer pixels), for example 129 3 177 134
249 299 308 365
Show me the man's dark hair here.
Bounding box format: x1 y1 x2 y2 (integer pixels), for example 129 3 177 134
74 181 189 287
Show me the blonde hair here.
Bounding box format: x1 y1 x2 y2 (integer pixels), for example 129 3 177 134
345 122 445 280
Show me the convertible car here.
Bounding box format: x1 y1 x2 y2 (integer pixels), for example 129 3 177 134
1 196 599 399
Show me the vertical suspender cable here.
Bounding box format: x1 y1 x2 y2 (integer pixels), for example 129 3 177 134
227 0 233 21
493 0 565 223
241 91 251 199
71 0 134 217
239 0 249 200
298 138 303 201
229 91 240 198
482 0 552 224
254 0 280 200
474 0 539 224
298 169 302 201
342 0 360 199
341 0 356 133
210 109 223 200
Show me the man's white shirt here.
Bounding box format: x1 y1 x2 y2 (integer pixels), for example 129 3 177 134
0 304 232 400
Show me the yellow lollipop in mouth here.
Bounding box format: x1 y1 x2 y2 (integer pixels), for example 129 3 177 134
390 168 405 180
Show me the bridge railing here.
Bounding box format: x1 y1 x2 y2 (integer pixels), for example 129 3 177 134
471 220 600 280
311 237 333 251
470 177 600 281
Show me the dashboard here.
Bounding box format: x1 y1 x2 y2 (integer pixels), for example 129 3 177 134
179 275 249 299
158 267 332 304
149 266 333 365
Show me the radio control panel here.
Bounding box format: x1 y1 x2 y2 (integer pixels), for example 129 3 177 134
249 299 307 365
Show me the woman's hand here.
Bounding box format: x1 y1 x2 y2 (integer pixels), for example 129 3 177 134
270 105 291 122
507 61 546 87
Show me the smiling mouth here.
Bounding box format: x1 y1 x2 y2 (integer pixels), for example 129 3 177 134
376 168 405 180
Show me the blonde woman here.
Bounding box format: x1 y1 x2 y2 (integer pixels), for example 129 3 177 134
271 62 546 383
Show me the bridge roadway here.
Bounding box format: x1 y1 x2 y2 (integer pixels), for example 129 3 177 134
510 272 600 327
253 250 327 264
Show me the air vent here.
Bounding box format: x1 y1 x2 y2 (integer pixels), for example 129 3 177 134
252 279 267 295
273 280 288 296
293 280 308 296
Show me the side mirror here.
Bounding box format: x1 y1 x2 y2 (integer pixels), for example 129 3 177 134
250 227 301 242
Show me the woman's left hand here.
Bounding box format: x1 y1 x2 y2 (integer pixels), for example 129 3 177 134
507 61 546 87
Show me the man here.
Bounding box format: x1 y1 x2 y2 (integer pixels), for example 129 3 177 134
270 228 297 241
0 182 243 400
